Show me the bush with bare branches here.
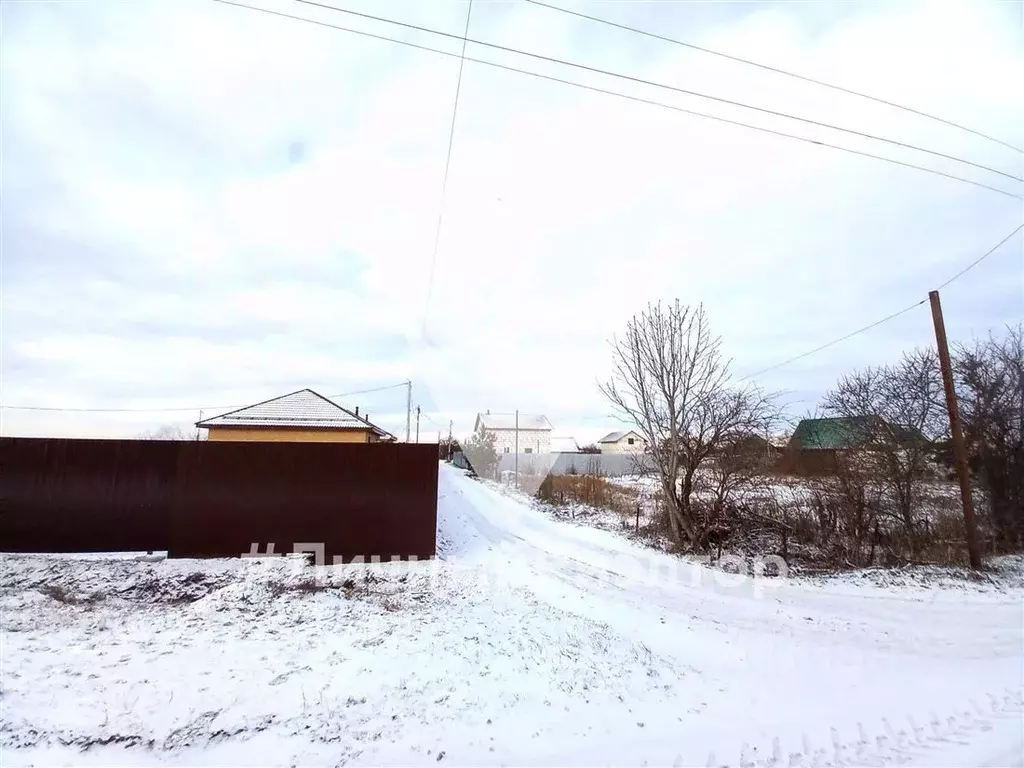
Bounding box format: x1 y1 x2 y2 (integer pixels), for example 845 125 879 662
819 348 946 546
954 324 1024 547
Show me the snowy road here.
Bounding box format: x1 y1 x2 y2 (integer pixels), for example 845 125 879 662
436 465 1024 766
1 463 1021 767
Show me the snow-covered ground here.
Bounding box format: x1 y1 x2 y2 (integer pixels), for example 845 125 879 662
2 463 1022 767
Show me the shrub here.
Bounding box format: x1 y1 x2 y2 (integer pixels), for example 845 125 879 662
537 474 639 517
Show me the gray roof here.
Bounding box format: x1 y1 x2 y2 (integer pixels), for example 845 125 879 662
476 412 552 431
550 436 580 453
196 389 392 437
598 430 642 443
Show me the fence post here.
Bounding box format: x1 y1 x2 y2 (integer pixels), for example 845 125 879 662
635 504 640 533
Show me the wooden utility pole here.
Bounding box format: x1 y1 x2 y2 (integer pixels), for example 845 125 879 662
514 409 519 490
929 290 982 570
447 420 453 460
415 406 421 444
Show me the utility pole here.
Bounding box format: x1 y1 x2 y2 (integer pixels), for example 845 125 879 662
415 406 421 443
405 380 412 443
514 409 519 490
447 419 453 460
929 290 982 570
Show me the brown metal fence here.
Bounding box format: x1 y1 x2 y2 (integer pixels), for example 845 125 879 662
0 437 438 562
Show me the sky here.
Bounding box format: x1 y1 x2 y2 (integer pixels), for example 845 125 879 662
1 0 1022 442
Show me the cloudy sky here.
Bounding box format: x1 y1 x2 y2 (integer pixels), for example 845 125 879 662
2 0 1021 441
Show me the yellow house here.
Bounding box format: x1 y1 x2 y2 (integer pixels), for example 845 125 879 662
196 388 396 443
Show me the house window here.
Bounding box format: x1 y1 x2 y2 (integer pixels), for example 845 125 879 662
504 447 510 454
525 447 533 454
627 437 635 445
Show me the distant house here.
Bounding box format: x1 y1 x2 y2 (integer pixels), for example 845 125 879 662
779 416 925 474
196 389 396 443
788 416 923 451
597 429 648 454
474 411 553 455
550 436 580 454
726 433 786 460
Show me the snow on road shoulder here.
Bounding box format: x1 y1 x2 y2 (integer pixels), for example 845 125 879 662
1 549 687 766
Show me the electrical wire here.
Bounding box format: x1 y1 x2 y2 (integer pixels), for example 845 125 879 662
420 411 447 429
935 223 1022 291
421 0 473 339
210 0 1022 200
525 0 1024 155
740 224 1023 381
0 382 410 414
738 300 928 382
291 0 1022 183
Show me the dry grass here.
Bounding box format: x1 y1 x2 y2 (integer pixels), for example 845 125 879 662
38 583 105 606
537 474 641 517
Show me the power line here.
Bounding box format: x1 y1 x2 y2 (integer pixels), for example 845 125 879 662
211 1 1021 200
935 223 1022 291
0 382 410 414
740 224 1023 381
739 300 927 381
525 0 1024 155
291 0 1022 184
421 0 473 339
420 411 447 429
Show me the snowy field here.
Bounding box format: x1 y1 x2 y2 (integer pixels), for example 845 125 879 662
2 463 1022 767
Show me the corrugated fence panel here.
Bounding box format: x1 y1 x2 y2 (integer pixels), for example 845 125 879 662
0 438 177 552
496 452 655 478
170 441 438 562
0 438 438 561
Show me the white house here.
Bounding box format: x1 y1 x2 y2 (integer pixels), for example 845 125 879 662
597 429 648 454
474 411 553 455
550 435 580 453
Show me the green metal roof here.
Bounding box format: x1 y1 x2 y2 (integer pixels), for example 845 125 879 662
789 416 926 450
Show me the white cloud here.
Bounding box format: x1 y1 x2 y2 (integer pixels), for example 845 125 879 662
1 0 1021 439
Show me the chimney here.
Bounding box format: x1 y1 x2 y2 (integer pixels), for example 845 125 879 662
355 406 360 417
365 413 369 423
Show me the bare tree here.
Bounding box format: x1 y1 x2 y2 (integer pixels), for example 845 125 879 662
954 324 1024 546
138 424 194 440
820 348 945 546
600 301 779 550
438 437 461 461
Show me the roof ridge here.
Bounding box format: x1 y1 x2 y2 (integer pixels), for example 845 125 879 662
306 389 358 418
324 392 396 438
197 388 313 425
477 411 549 416
195 388 396 438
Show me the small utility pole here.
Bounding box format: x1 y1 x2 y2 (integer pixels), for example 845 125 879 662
405 380 412 443
929 290 982 570
415 406 421 443
514 409 519 489
447 419 453 460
